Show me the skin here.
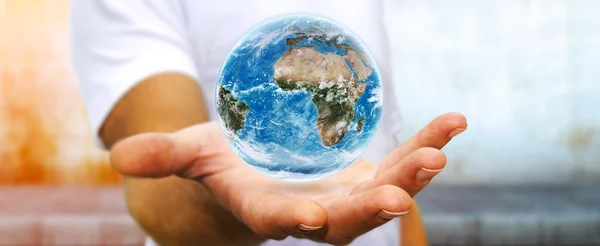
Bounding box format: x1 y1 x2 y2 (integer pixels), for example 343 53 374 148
100 73 467 246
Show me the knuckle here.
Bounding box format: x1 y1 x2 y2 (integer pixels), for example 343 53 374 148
247 221 287 241
378 185 411 208
415 146 439 156
416 148 446 164
239 196 290 241
378 184 402 198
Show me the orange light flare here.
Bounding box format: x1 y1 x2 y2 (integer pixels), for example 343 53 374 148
0 0 120 185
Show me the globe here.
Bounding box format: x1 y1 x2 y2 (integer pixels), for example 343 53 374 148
216 14 383 181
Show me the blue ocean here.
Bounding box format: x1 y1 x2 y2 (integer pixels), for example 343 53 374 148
217 15 383 180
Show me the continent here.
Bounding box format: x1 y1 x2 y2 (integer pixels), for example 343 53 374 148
285 31 374 79
345 49 373 81
357 116 365 132
285 32 341 48
273 46 371 146
217 86 250 135
274 47 354 85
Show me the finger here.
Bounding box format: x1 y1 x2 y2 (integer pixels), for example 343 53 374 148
110 122 232 178
378 112 466 172
352 147 446 197
238 192 327 240
308 185 412 245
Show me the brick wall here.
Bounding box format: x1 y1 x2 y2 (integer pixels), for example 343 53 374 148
0 187 145 246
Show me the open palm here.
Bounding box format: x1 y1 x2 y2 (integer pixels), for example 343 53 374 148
110 113 467 245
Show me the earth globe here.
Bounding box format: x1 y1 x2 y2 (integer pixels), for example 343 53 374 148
216 14 383 181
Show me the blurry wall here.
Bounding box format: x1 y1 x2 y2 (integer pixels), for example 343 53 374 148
383 0 600 185
0 0 119 184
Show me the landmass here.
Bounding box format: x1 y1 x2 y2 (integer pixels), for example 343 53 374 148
273 45 372 146
217 86 250 134
357 116 365 132
285 32 342 48
285 31 373 80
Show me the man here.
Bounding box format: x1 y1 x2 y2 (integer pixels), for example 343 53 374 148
71 0 467 245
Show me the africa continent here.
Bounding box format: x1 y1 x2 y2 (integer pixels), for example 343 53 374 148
274 46 373 146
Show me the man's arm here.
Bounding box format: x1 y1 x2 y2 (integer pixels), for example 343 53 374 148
400 199 428 246
100 73 264 246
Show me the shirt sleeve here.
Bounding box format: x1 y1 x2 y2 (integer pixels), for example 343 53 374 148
70 0 198 149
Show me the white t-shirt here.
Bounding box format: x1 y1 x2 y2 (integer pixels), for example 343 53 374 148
71 1 403 245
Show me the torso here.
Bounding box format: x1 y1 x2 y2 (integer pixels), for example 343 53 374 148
150 1 400 245
183 0 394 126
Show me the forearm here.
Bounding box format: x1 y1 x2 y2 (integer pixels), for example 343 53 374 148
400 199 428 246
100 73 264 246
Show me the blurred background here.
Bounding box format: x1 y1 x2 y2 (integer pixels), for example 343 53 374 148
0 0 598 245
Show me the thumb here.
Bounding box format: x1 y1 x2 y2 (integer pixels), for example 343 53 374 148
110 122 231 178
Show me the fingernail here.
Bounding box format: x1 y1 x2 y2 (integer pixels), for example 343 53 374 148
416 167 444 182
297 224 322 232
448 127 466 138
376 209 409 220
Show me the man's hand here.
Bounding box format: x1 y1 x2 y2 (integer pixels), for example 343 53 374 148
110 113 466 245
